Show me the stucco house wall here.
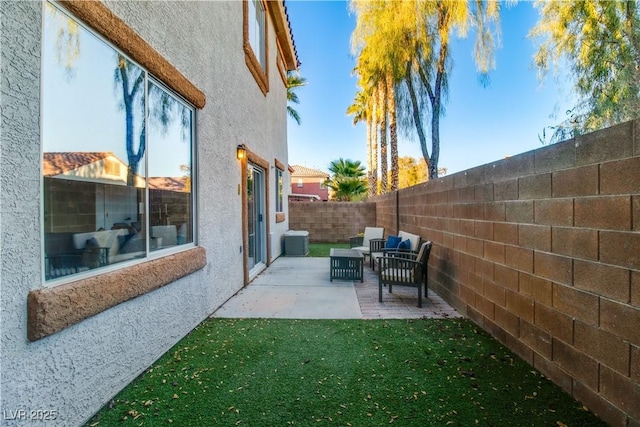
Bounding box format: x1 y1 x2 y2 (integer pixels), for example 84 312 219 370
1 1 294 425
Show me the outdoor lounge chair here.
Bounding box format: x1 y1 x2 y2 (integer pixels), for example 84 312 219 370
370 230 421 270
349 226 384 263
378 241 432 308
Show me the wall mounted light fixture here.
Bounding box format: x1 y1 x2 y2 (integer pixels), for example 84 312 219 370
236 144 247 160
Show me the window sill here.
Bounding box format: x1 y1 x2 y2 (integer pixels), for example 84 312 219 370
27 246 206 341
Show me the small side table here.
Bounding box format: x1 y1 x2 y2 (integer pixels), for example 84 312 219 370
330 248 364 282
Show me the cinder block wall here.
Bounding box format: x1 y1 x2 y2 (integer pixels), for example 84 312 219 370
374 120 640 426
289 202 376 243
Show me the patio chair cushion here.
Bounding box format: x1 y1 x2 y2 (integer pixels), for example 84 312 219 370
398 239 411 250
363 227 384 246
398 231 420 252
385 235 402 249
380 267 415 282
352 227 384 255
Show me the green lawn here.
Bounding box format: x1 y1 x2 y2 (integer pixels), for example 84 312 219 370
307 242 350 257
87 318 605 426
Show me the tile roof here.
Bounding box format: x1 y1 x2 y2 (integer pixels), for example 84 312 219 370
43 152 114 177
283 0 300 67
44 152 188 192
290 165 329 177
148 177 189 193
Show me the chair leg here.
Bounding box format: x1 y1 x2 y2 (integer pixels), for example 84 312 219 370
418 283 422 308
424 268 428 298
378 278 383 303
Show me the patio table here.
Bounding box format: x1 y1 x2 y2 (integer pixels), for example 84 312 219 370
329 248 364 282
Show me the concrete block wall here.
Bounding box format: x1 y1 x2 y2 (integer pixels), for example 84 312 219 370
373 120 640 426
288 202 376 243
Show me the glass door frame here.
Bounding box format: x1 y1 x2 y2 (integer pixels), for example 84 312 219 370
247 162 266 275
239 149 271 285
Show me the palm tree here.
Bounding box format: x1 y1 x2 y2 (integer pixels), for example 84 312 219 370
287 71 307 125
377 78 388 194
350 0 501 180
346 89 375 195
326 158 367 201
350 1 410 193
386 73 398 191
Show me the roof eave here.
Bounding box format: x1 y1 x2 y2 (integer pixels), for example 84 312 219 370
267 0 299 71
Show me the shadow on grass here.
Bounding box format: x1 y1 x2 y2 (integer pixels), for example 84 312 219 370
87 318 606 427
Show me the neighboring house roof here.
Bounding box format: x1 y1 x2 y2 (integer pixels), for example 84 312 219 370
44 152 186 192
43 152 113 177
290 165 329 178
148 177 190 193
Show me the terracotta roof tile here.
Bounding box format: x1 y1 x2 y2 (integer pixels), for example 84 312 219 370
290 165 329 177
43 152 114 177
148 177 189 193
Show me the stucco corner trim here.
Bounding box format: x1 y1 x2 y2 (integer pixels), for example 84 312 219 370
27 247 207 341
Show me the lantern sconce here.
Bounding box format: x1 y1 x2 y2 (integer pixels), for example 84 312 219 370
236 144 247 160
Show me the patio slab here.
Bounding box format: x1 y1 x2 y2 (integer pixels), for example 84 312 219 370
211 256 461 320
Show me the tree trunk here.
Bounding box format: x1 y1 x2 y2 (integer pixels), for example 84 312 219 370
387 73 398 191
404 61 430 176
366 113 373 197
429 32 448 181
119 56 145 186
370 93 379 196
378 79 388 194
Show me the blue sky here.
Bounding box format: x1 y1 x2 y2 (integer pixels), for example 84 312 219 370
286 1 574 175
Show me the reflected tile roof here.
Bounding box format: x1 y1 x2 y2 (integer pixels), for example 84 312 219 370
43 152 113 177
148 177 189 193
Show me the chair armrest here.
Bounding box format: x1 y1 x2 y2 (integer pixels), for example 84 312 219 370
369 238 386 252
378 254 420 264
378 255 422 272
381 247 417 258
349 236 364 248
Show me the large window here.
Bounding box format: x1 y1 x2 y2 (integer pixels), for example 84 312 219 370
248 0 266 70
275 167 284 212
42 2 195 282
244 0 268 94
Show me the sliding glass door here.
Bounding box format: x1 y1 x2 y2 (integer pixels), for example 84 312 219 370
247 163 266 274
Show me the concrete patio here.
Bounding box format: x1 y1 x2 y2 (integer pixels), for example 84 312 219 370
212 256 460 319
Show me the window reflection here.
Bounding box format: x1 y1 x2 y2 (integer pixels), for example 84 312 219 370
42 2 194 281
248 0 266 69
147 81 194 251
276 168 283 212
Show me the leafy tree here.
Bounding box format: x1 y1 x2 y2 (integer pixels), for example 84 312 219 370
397 156 428 189
287 71 307 125
530 1 640 143
350 0 501 180
326 158 367 201
350 1 406 195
